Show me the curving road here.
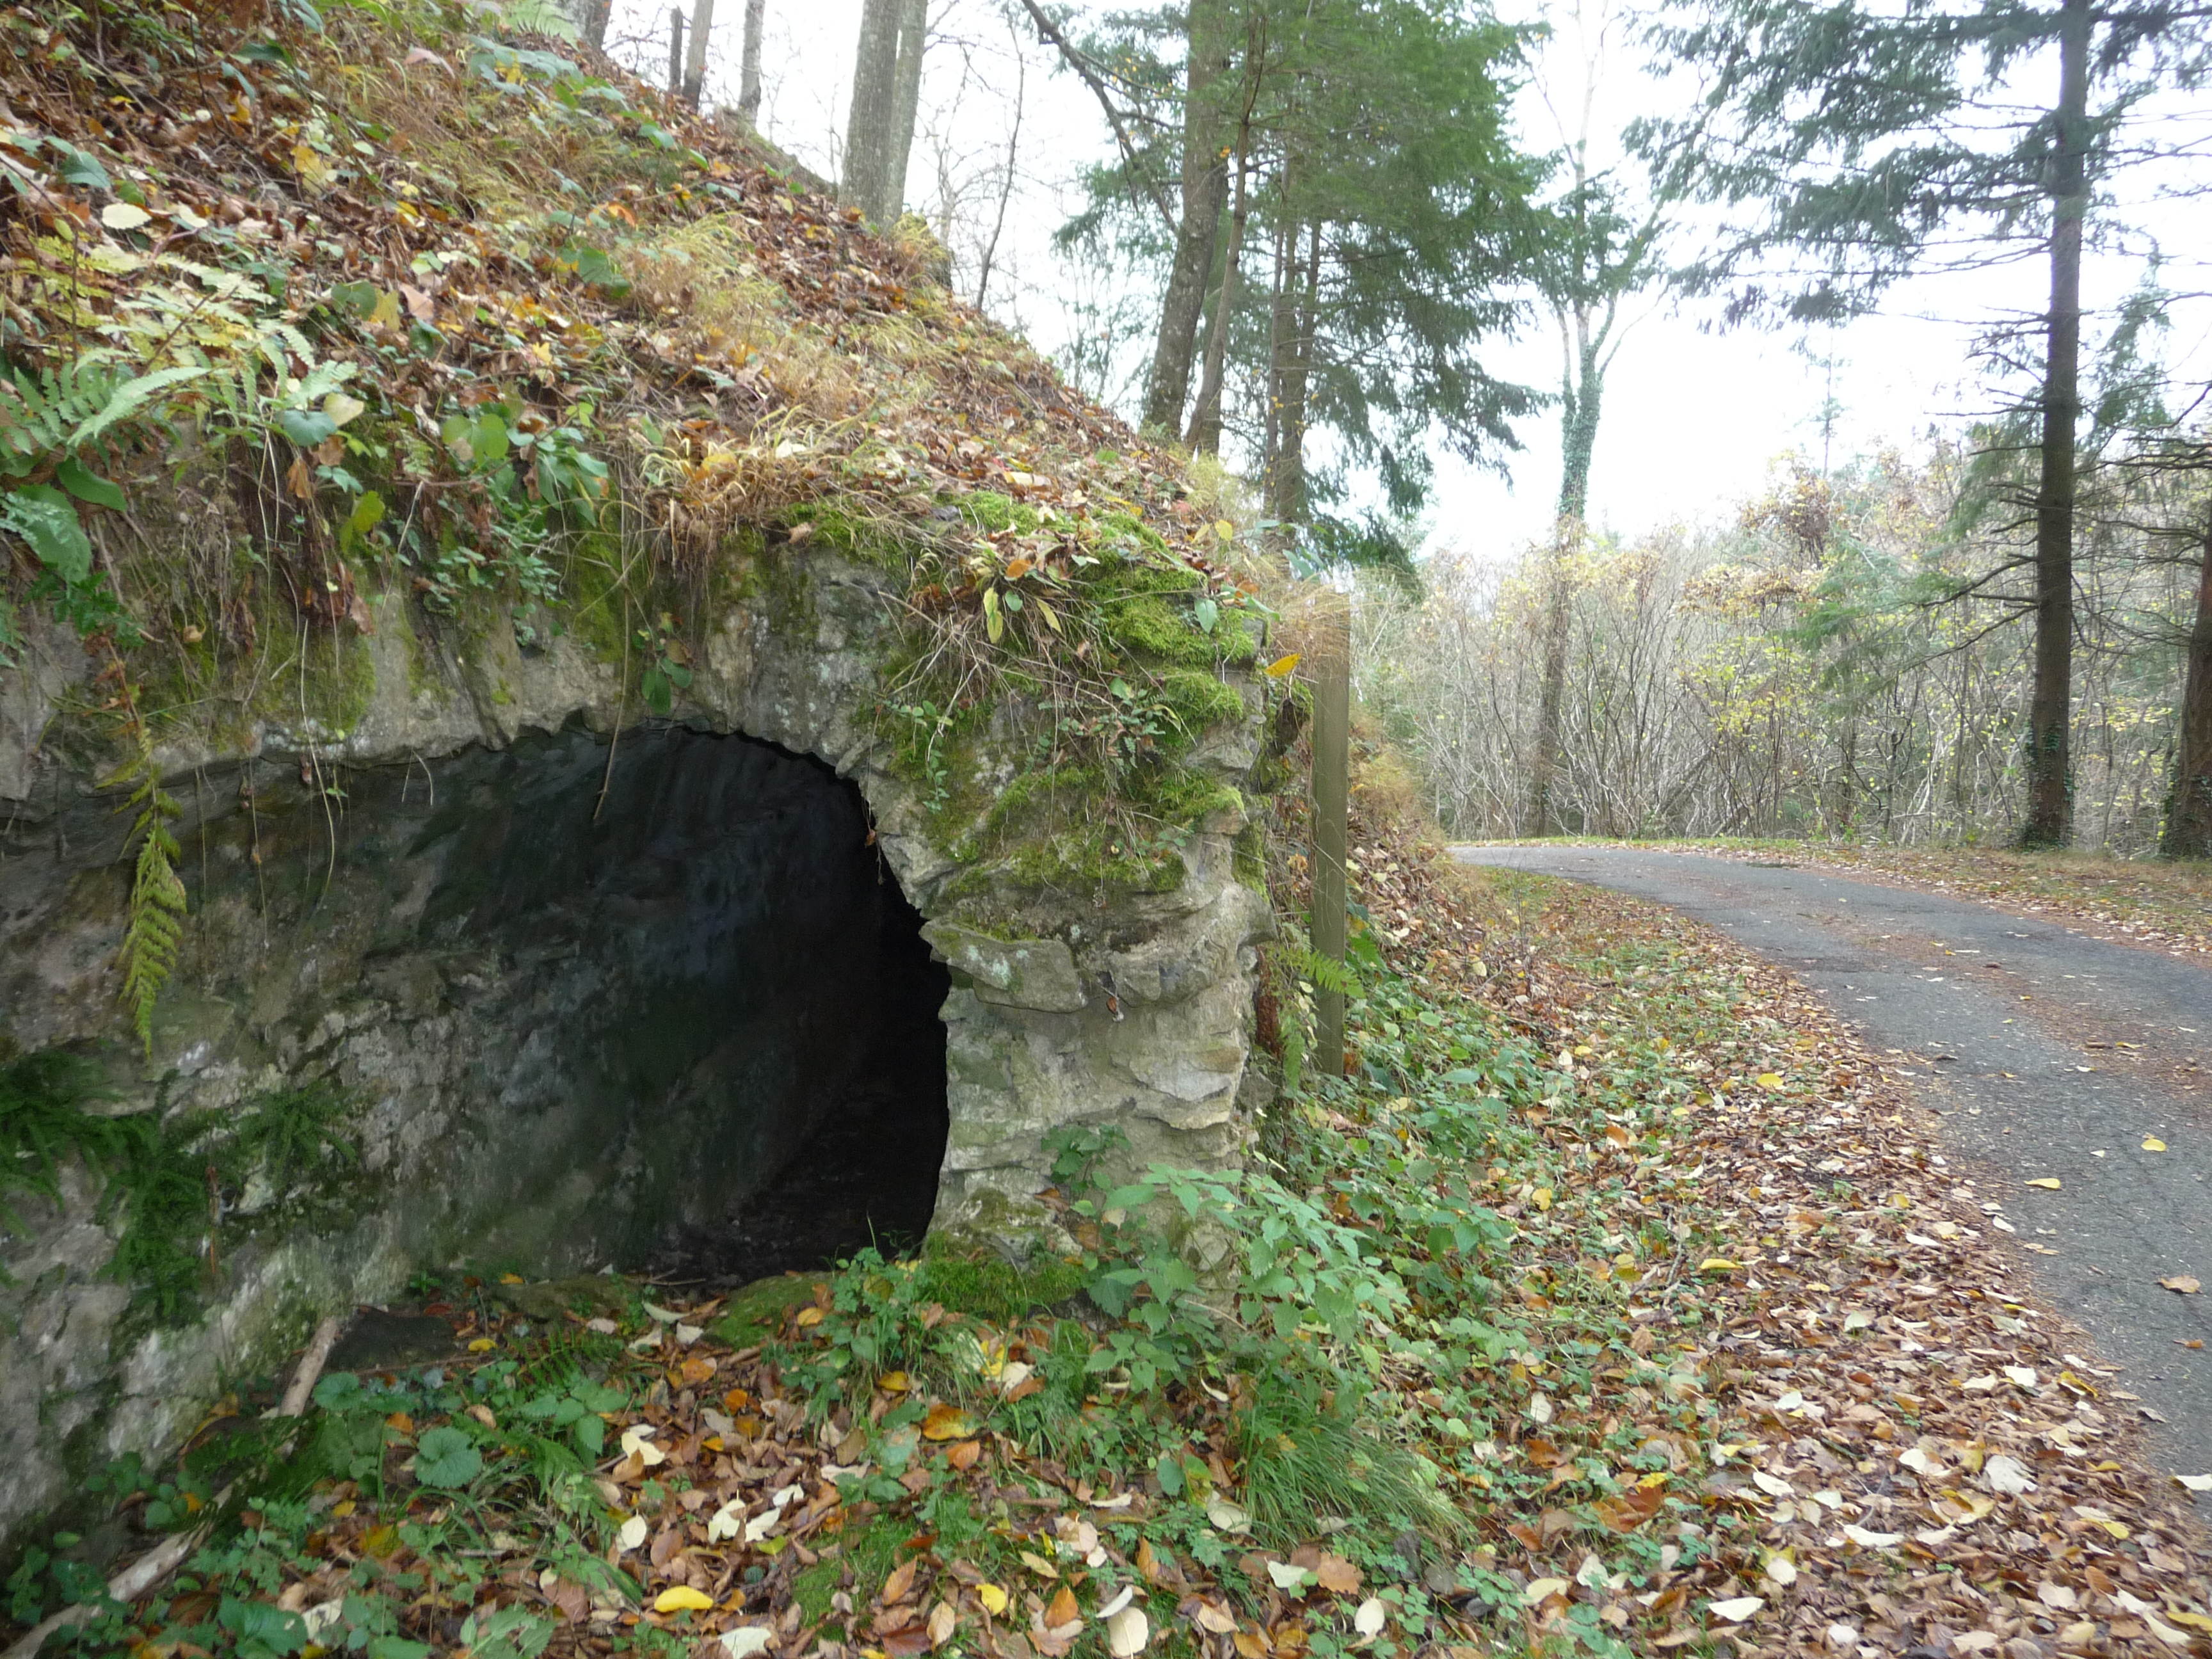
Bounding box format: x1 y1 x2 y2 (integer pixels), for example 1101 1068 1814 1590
1453 844 2212 1479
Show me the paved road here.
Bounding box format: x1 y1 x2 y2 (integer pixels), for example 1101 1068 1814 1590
1454 844 2212 1479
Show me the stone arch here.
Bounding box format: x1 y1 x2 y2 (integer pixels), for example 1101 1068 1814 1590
0 543 1270 1554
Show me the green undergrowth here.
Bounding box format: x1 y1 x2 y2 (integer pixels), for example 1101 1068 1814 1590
0 1052 363 1326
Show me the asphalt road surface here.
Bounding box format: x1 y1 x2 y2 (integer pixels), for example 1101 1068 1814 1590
1453 844 2212 1480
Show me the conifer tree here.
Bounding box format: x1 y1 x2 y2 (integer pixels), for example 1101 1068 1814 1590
1637 0 2212 844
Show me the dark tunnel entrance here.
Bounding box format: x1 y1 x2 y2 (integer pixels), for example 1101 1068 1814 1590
399 723 950 1284
601 727 953 1285
628 733 954 1286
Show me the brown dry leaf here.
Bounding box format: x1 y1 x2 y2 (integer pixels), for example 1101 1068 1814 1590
1313 1555 1359 1595
678 1356 717 1386
927 1601 958 1647
946 1439 982 1470
2160 1275 2200 1294
1045 1587 1080 1628
882 1559 918 1605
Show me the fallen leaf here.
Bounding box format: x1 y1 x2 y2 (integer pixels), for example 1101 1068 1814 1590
1984 1455 2037 1495
655 1586 714 1613
2143 1136 2168 1151
1352 1598 1387 1639
927 1602 957 1647
2176 1473 2212 1493
1096 1588 1135 1621
1045 1587 1080 1628
721 1630 774 1658
1751 1470 1795 1498
1707 1597 1763 1623
1898 1447 1944 1477
101 202 152 231
1842 1525 1902 1549
1756 1073 1784 1089
1314 1555 1359 1595
2024 1177 2062 1190
1521 1578 1569 1605
947 1439 982 1470
1105 1606 1148 1656
977 1584 1009 1616
1193 1601 1237 1635
1266 1562 1311 1593
2037 1582 2079 1612
922 1403 976 1441
1763 1555 1797 1587
1205 1497 1252 1534
616 1515 648 1551
1698 1258 1740 1272
883 1560 918 1604
1020 1551 1059 1580
620 1424 667 1465
2160 1275 2200 1294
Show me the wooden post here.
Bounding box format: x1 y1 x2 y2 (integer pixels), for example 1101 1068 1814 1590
1311 594 1350 1078
668 7 685 94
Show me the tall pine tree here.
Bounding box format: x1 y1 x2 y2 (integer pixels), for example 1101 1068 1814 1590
1637 0 2212 844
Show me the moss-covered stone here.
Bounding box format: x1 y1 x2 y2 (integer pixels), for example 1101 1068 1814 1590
712 1273 827 1347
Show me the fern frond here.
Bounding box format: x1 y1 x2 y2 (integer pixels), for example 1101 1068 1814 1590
117 756 188 1057
1285 945 1361 997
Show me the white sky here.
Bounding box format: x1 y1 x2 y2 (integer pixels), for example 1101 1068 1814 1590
598 0 2212 568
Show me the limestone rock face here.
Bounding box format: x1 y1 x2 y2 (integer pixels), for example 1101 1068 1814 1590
0 549 1269 1559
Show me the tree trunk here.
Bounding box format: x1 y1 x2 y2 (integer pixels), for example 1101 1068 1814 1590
1184 129 1249 456
682 0 716 109
1141 0 1230 437
668 6 685 95
842 0 902 222
2022 0 2089 847
581 0 611 51
885 0 928 223
2163 511 2212 859
737 0 764 122
1527 332 1603 836
1265 221 1318 528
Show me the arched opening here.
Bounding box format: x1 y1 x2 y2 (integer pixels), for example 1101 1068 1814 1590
326 723 950 1279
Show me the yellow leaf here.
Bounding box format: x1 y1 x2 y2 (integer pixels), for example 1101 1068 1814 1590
1756 1073 1784 1089
1264 653 1301 678
1698 1259 1740 1273
655 1586 716 1614
977 1584 1009 1617
2161 1276 2200 1295
2024 1177 2062 1190
1019 1550 1059 1579
2142 1136 2167 1151
1214 520 1233 540
879 1370 911 1393
794 1306 825 1327
922 1402 976 1441
499 1272 524 1284
468 1337 495 1352
100 202 152 232
1531 1187 1553 1212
